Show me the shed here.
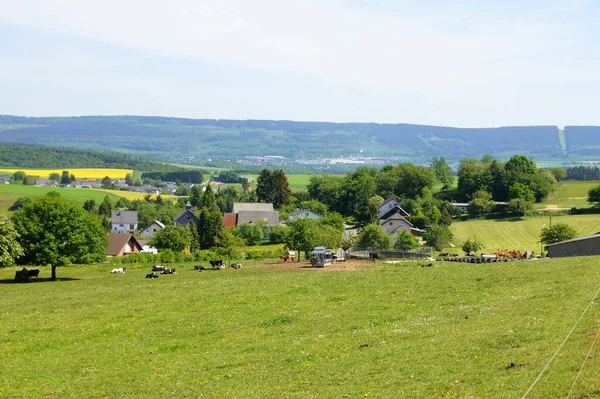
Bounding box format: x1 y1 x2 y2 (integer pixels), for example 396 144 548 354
107 233 143 256
545 233 600 258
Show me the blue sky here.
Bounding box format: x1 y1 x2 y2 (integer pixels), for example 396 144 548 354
1 0 598 127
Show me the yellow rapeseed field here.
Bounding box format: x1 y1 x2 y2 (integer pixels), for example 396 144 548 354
0 168 133 179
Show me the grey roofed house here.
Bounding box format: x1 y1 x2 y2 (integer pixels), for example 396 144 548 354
233 202 274 213
545 233 600 258
174 201 200 226
111 210 139 233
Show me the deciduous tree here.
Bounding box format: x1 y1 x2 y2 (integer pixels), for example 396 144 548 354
540 223 577 246
0 215 24 267
12 195 107 279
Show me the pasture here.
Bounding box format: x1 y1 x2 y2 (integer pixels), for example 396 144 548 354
538 181 600 210
0 168 133 179
1 258 599 398
449 214 600 254
244 174 313 191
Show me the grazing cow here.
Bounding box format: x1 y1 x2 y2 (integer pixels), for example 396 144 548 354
111 267 126 274
194 265 205 271
152 265 167 272
210 260 224 268
27 269 40 280
145 272 159 278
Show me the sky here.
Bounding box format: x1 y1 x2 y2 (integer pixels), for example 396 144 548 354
0 0 599 127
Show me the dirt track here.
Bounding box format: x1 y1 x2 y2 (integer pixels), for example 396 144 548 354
252 259 372 272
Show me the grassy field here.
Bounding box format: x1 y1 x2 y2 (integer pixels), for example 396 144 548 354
1 258 600 397
450 214 600 254
538 181 600 210
0 185 123 214
245 174 313 191
0 168 133 179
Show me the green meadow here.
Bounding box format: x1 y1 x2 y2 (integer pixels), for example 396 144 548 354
1 258 600 398
538 181 600 210
449 214 600 254
0 185 122 215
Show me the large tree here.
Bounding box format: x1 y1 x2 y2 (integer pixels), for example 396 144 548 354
12 195 107 279
0 215 24 267
273 169 292 208
150 225 193 253
256 169 276 204
540 223 577 246
430 156 453 187
356 224 392 250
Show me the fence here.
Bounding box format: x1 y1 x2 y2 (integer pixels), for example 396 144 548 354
348 247 433 260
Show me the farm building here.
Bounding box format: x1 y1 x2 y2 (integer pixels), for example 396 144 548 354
225 202 280 227
545 233 600 258
111 210 138 233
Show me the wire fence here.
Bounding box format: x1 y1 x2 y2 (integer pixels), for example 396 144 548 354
348 247 433 260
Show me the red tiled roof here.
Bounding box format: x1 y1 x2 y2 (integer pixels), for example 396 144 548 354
379 197 395 208
223 213 238 228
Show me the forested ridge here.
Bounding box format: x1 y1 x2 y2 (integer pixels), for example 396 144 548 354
2 115 596 164
0 143 167 170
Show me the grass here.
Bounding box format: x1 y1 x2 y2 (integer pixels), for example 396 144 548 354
245 174 312 191
1 258 600 398
0 185 123 210
0 168 133 179
450 214 600 254
538 181 600 210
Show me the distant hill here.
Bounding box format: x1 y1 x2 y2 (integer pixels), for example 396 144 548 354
0 115 594 164
0 143 175 171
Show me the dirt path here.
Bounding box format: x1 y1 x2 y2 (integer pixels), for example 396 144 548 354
252 259 372 272
541 204 570 211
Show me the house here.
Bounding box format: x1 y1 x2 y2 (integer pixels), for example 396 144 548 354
378 198 410 220
174 201 200 226
107 233 143 256
545 233 600 258
377 199 422 237
288 209 321 220
137 239 158 254
111 210 138 233
35 179 57 187
229 202 280 227
140 220 166 238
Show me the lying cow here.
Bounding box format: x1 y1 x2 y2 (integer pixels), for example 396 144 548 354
145 272 159 278
160 268 176 275
152 265 167 272
194 265 205 271
111 267 126 274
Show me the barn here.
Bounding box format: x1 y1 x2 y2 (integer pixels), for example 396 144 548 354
545 233 600 258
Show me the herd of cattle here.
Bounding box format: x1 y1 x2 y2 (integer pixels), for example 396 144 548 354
14 262 245 282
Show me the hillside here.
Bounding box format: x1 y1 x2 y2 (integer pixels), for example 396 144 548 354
0 115 578 164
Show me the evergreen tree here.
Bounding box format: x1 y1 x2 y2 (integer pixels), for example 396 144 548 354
256 169 276 203
273 169 292 208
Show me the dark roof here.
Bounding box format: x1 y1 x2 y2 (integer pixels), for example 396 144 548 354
379 213 413 227
379 206 411 221
107 233 142 256
545 233 600 248
174 208 199 225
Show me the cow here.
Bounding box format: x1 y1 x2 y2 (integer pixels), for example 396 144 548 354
194 265 205 271
111 267 126 274
145 272 159 278
27 269 40 280
152 265 167 272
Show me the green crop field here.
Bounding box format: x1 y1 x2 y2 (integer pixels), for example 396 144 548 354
538 181 600 210
450 214 600 254
1 258 600 397
0 185 123 210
